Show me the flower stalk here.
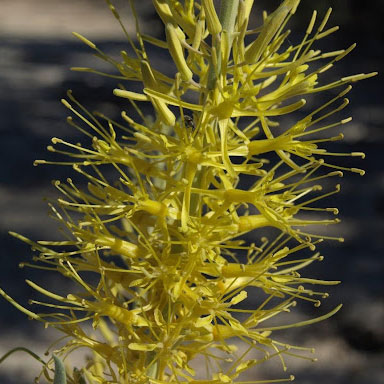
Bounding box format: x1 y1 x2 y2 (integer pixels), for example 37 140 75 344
207 0 239 90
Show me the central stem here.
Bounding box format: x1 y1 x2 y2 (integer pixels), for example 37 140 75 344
207 0 239 90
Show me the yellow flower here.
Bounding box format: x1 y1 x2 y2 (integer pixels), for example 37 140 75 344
0 0 376 383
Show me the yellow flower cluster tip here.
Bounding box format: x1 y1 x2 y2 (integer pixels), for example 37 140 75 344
0 0 376 383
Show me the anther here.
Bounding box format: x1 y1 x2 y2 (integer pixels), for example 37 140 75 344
335 44 356 61
319 63 333 74
352 152 365 159
341 117 352 124
134 132 152 143
72 32 96 49
351 168 365 176
329 171 343 177
318 8 332 32
306 11 317 35
61 99 72 109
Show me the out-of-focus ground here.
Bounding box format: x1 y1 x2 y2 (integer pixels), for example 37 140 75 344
0 1 383 383
0 0 157 39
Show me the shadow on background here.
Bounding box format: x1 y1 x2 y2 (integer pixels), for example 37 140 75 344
0 1 383 383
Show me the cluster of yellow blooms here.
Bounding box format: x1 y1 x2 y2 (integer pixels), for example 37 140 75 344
0 0 376 383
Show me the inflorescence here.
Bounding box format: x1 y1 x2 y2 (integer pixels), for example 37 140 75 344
0 0 376 383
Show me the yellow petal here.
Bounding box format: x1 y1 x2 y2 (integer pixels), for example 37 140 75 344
128 343 158 351
230 290 247 305
113 89 149 101
165 23 193 81
202 0 222 35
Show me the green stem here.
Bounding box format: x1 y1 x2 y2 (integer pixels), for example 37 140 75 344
0 347 46 366
207 0 239 90
220 0 240 38
53 355 67 384
146 352 158 379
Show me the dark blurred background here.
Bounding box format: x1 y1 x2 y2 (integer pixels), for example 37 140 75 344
0 0 383 383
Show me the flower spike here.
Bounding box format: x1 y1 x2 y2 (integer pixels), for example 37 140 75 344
1 1 376 383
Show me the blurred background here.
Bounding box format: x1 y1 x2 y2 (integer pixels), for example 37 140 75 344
0 0 383 383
